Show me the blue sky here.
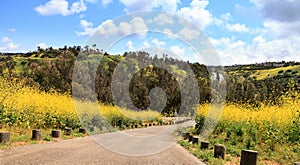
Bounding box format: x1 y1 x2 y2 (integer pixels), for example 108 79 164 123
1 0 300 65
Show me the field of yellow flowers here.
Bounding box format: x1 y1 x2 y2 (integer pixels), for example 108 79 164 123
194 95 300 164
0 77 161 132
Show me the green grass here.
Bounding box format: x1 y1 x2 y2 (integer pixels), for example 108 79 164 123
250 65 300 80
228 64 300 80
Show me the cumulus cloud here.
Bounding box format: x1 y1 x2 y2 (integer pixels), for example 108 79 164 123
94 17 148 38
37 43 47 49
142 41 150 48
251 0 300 38
101 0 112 7
76 20 96 37
0 37 20 52
35 0 87 16
151 39 165 47
85 0 98 3
148 13 174 25
125 40 134 50
221 13 231 21
170 45 185 57
262 20 300 38
177 27 200 41
210 35 300 65
8 28 16 33
226 23 250 33
119 0 180 13
251 0 300 22
177 0 212 29
2 37 12 43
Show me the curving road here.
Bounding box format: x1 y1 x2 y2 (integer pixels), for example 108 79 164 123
0 122 204 165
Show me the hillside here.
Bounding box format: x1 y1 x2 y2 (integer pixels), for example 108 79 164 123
227 64 300 81
1 47 300 109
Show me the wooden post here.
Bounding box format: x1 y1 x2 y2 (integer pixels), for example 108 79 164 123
184 132 190 140
214 144 226 159
200 141 210 149
89 126 95 132
79 128 87 134
192 136 199 144
32 129 42 141
188 134 193 142
0 132 10 144
51 130 60 138
64 128 72 136
240 149 258 165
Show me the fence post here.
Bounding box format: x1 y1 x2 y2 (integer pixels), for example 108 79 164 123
51 130 60 138
214 144 226 159
89 126 95 132
192 136 199 144
200 141 210 149
64 128 72 136
32 129 42 140
188 134 193 142
79 128 87 134
240 149 258 165
0 132 10 144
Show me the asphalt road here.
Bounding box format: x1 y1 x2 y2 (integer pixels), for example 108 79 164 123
0 122 204 165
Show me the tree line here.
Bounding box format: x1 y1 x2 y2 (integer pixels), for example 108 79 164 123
0 47 299 115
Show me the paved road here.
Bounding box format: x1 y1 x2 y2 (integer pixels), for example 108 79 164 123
0 122 204 165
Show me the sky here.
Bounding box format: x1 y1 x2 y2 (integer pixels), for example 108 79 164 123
1 0 300 65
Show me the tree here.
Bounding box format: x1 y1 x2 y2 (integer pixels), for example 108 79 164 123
84 45 89 53
92 44 96 52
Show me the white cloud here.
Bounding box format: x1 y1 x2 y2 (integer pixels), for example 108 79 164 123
148 13 174 25
79 14 85 19
177 27 200 41
101 0 112 7
76 20 96 37
35 0 87 16
262 20 300 38
0 37 20 52
94 17 148 38
250 0 300 39
125 40 134 50
151 39 165 47
251 0 300 23
163 28 173 35
37 43 47 49
170 45 185 57
177 0 212 29
2 37 12 43
85 0 98 3
226 23 250 33
142 41 150 48
221 13 231 21
119 0 179 13
8 28 16 33
131 17 148 37
70 0 87 13
210 35 300 65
